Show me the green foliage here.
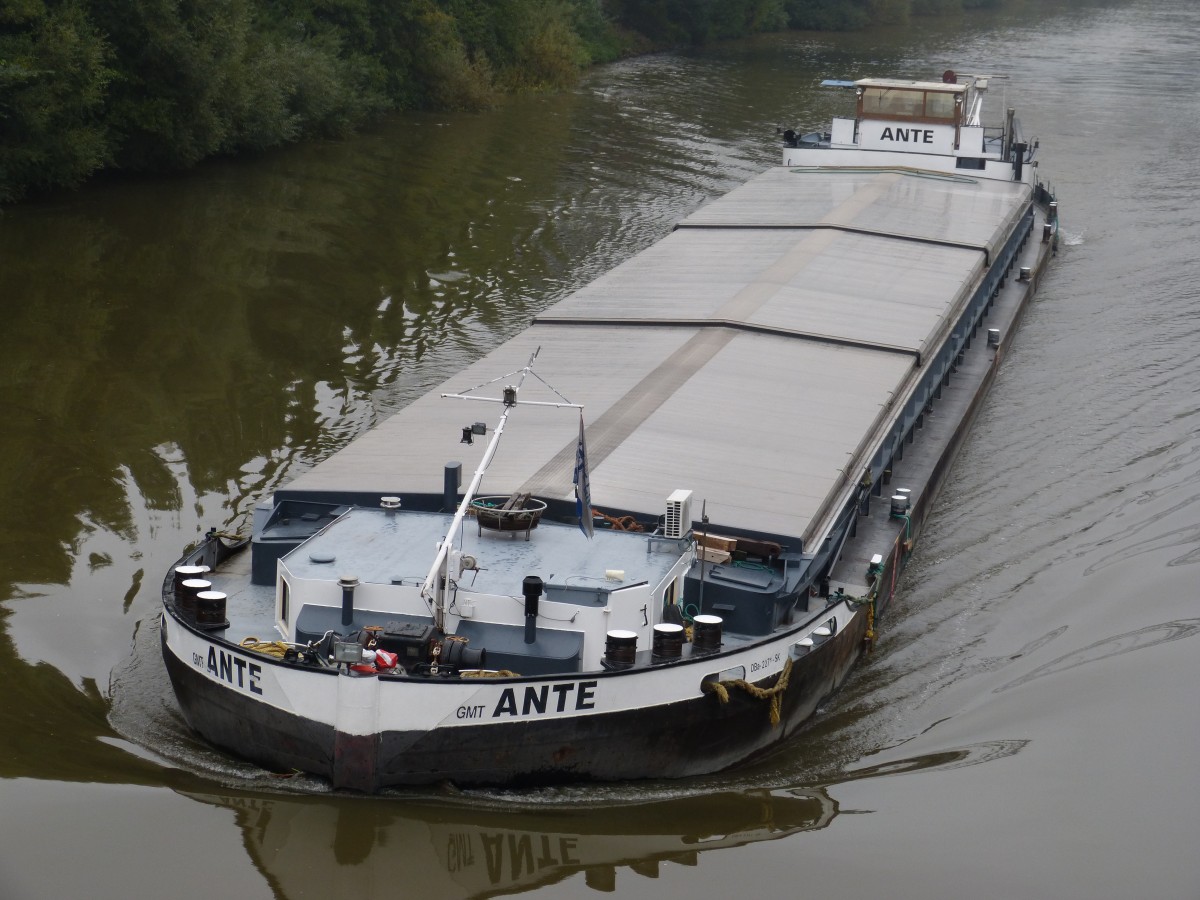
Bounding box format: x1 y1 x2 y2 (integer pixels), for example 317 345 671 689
87 0 251 169
421 10 497 108
0 0 113 202
605 0 860 45
88 0 392 169
868 0 911 23
571 0 632 63
783 0 869 30
1 0 1011 202
912 0 960 12
499 2 587 90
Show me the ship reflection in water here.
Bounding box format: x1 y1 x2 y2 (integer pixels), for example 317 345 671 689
184 785 837 898
181 740 1025 897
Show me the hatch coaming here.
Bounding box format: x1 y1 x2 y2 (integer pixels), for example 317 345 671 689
279 165 1032 557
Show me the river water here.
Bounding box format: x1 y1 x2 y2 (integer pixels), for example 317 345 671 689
2 1 1198 897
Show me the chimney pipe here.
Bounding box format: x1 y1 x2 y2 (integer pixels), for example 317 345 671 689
339 575 359 627
444 462 462 512
522 575 543 645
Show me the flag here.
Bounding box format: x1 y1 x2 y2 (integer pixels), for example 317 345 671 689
573 413 594 539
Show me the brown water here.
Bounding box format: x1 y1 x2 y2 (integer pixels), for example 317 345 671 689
3 1 1199 897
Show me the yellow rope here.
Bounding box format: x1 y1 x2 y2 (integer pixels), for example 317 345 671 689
240 637 290 658
702 657 793 727
461 669 520 678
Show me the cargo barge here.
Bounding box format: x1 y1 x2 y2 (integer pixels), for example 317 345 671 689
161 71 1058 791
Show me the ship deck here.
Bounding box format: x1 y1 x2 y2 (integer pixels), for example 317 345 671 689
280 165 1035 549
830 202 1056 598
282 508 681 601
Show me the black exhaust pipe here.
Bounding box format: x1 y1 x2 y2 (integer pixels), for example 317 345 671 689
522 575 543 644
1013 141 1027 181
339 575 359 627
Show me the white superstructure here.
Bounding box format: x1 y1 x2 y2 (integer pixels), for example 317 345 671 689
784 73 1039 185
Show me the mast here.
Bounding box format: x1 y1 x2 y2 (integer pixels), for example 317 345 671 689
419 349 582 630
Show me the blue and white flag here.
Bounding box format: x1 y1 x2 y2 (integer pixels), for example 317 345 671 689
573 413 594 539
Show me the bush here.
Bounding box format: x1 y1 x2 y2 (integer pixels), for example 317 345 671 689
0 0 1007 202
0 0 113 202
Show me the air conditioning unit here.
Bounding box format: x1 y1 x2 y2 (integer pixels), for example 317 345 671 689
664 490 693 539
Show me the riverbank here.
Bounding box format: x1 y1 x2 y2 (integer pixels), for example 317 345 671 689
2 0 1014 204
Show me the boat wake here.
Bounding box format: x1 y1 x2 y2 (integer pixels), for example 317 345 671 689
110 603 1030 805
108 612 339 793
449 737 1028 810
992 618 1200 694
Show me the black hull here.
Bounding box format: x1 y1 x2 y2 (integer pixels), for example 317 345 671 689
161 610 867 791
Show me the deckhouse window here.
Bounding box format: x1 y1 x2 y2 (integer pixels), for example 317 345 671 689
863 87 923 117
924 91 957 120
860 87 959 124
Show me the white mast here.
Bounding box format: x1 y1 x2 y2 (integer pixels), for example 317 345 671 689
419 349 581 630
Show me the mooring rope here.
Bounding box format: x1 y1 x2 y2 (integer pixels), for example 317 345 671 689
239 637 290 658
702 657 794 727
591 508 645 532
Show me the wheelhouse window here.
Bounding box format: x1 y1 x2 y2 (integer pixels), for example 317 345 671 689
859 86 960 124
925 90 957 120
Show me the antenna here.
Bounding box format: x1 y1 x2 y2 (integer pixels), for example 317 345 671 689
421 350 583 629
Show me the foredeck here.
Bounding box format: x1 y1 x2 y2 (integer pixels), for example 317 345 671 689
283 165 1033 546
283 508 679 600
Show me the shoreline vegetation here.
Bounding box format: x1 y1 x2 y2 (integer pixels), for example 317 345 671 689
0 0 1001 204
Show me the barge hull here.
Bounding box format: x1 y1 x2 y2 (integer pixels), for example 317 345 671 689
162 608 867 789
160 186 1056 788
158 72 1059 789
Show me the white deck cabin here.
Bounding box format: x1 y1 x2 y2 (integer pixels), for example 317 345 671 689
784 73 1039 185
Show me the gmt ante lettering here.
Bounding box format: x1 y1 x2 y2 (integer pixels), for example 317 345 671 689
493 680 597 717
201 645 263 695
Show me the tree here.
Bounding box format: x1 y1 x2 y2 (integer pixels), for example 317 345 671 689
0 0 113 202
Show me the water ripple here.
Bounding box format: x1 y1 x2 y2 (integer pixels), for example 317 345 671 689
994 619 1200 693
838 739 1029 782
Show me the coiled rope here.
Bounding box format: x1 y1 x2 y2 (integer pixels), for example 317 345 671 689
702 657 793 727
591 508 644 532
240 637 290 658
